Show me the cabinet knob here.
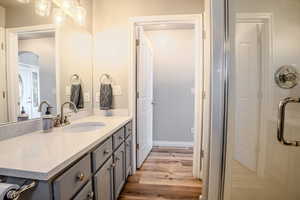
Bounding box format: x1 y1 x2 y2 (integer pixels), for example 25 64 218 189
119 136 123 140
76 172 85 181
111 163 116 168
103 150 109 155
87 191 94 199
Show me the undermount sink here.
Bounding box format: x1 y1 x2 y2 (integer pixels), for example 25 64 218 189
63 122 105 133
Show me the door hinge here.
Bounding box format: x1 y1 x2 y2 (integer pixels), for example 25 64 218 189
136 92 139 98
136 39 140 46
2 91 5 99
202 91 206 99
202 30 206 39
136 143 140 149
200 149 205 158
1 43 4 50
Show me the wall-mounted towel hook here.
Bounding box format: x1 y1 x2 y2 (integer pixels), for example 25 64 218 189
99 73 112 84
70 74 81 84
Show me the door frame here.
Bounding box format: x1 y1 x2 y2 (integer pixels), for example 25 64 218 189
128 14 208 179
6 24 60 121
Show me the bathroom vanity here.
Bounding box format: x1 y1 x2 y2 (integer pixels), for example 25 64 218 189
0 116 133 200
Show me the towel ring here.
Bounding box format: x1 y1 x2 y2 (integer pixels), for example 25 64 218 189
99 73 112 84
70 74 81 84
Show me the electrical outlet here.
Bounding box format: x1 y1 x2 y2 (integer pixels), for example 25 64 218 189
84 92 90 102
95 92 100 103
112 85 122 96
65 86 71 96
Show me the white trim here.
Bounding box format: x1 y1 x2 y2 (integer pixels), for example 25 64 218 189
153 141 194 148
128 14 207 181
6 24 59 121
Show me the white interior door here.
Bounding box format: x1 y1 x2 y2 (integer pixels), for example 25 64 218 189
19 64 40 119
137 27 154 168
0 27 8 124
234 23 261 171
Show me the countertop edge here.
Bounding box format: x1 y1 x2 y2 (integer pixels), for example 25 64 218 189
0 117 132 181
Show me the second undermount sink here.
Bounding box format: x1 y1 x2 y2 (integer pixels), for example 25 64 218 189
63 122 106 133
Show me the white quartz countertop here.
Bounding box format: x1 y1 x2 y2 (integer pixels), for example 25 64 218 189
0 115 132 180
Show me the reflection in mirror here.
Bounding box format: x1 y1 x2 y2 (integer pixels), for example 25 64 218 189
17 32 56 121
0 0 93 126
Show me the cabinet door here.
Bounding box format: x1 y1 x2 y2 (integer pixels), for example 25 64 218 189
113 143 125 199
125 136 132 178
72 181 94 200
94 157 113 200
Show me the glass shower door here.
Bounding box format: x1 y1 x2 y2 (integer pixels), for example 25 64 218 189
225 0 300 200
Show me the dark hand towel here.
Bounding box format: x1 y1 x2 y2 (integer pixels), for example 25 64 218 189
70 84 84 109
100 83 113 110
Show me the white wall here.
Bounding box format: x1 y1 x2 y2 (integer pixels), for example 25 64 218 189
19 37 57 112
0 6 5 27
146 29 195 143
93 0 204 110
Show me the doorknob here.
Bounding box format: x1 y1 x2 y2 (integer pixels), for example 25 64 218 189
277 97 300 146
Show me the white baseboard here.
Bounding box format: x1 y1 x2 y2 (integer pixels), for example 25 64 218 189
153 141 194 147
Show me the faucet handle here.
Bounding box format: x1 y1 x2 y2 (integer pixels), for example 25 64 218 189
53 115 61 127
64 115 71 125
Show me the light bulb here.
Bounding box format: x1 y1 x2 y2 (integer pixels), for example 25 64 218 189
74 6 86 26
53 8 66 26
61 0 76 10
17 0 30 3
35 0 52 16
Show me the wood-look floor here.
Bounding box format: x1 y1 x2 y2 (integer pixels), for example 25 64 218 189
119 147 202 200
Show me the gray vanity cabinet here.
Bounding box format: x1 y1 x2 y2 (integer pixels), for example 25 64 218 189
113 143 126 199
1 121 132 200
53 154 91 200
72 181 94 200
94 157 114 200
125 136 132 178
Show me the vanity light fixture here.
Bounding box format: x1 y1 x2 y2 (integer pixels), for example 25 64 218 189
53 8 66 26
61 0 76 11
17 0 30 3
16 0 87 26
35 0 52 16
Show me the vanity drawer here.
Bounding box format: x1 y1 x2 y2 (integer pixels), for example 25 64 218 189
113 128 125 150
53 154 91 200
72 181 94 200
92 137 113 172
125 121 132 138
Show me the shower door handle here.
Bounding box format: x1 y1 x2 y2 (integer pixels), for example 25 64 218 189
277 97 300 146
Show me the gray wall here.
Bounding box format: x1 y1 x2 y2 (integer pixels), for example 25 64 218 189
19 37 57 112
93 0 204 110
146 29 195 143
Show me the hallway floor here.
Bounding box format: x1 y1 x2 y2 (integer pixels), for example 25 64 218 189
119 147 202 200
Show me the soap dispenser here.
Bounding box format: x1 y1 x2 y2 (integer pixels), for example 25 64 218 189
38 101 55 133
42 106 55 133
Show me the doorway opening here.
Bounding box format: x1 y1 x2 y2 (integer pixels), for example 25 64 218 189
136 23 196 165
126 14 206 199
